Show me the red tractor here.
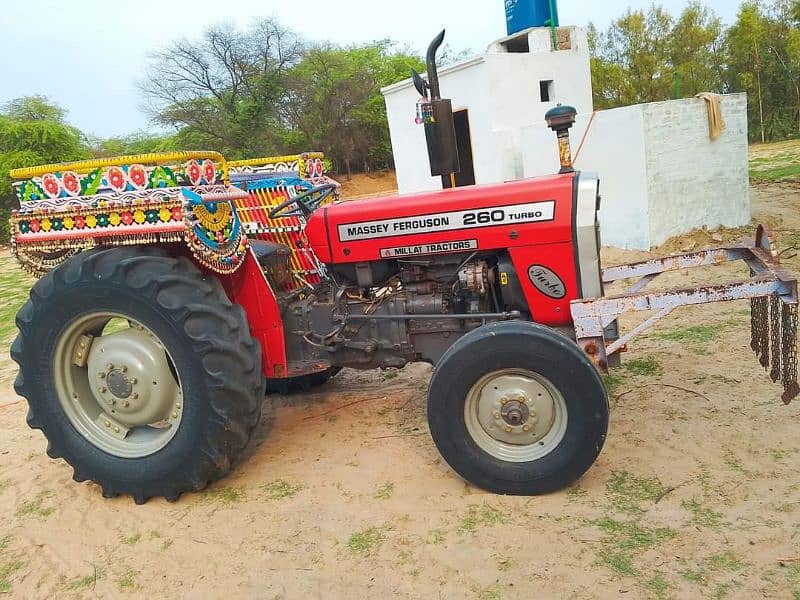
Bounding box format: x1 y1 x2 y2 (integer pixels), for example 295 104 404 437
7 44 798 504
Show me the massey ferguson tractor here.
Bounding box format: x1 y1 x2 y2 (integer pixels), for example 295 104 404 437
7 35 799 504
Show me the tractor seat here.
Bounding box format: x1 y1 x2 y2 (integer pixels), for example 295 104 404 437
249 240 293 289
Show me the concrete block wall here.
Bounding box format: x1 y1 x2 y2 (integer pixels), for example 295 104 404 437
520 94 750 249
644 94 750 246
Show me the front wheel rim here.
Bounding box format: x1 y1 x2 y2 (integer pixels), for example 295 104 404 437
53 312 184 458
464 368 567 462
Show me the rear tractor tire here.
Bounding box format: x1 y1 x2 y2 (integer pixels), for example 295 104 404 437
427 321 609 495
11 246 267 504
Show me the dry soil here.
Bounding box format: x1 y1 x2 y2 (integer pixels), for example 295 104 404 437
0 179 798 599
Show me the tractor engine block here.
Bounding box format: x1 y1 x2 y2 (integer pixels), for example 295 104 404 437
283 254 499 371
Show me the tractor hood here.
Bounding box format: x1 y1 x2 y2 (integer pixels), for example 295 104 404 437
305 173 577 264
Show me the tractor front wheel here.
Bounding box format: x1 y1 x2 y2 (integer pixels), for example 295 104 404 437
427 321 608 495
11 247 267 503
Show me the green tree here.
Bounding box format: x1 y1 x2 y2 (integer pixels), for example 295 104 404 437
280 41 423 177
727 2 770 142
91 132 178 157
0 97 90 240
669 1 726 97
590 6 675 106
140 18 304 158
590 3 726 108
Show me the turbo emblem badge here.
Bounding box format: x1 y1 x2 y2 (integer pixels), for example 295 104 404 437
528 265 566 299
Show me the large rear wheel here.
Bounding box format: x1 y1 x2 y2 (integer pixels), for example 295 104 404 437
11 247 267 503
427 321 608 495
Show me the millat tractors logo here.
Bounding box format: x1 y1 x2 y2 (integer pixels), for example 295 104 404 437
528 265 566 299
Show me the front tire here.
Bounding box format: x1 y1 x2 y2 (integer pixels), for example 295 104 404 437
427 321 608 495
11 247 267 503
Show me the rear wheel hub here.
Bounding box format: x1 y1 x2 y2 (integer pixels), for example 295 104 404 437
54 314 184 458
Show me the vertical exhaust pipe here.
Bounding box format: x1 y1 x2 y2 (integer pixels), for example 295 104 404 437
426 30 446 101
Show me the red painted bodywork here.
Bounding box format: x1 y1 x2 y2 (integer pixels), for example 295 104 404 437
221 249 287 378
305 173 579 326
227 172 580 378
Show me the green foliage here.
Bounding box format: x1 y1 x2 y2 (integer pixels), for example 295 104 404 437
0 254 31 343
682 499 723 528
139 18 424 173
262 479 303 500
92 132 178 157
591 517 677 577
346 526 386 556
0 97 91 238
606 470 669 514
373 482 394 500
602 371 626 395
458 504 507 533
652 324 722 344
726 1 800 141
281 41 424 175
3 95 66 122
590 3 727 109
590 2 800 143
623 356 663 377
200 486 246 504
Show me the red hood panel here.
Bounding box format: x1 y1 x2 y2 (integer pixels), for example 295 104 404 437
305 174 575 264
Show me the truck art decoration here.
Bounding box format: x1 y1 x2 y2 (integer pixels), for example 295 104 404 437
7 34 799 504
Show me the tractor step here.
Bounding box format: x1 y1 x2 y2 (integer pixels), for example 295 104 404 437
570 225 799 403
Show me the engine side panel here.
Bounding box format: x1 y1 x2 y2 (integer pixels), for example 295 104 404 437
507 242 577 326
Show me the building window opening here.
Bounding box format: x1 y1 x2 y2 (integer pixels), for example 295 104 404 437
540 80 554 103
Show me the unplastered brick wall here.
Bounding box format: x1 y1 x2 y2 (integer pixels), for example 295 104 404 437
644 93 750 247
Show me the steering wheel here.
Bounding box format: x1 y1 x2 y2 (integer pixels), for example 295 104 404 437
268 183 338 219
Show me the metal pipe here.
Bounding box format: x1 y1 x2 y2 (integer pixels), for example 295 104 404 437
345 311 522 321
548 0 558 51
426 30 446 100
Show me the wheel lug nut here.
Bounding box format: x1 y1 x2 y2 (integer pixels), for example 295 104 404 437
504 425 512 433
104 421 111 428
171 412 178 419
523 424 531 432
98 372 106 379
99 387 107 394
107 363 114 371
121 365 128 373
131 378 138 385
132 393 139 400
493 411 501 420
124 401 131 408
113 426 120 433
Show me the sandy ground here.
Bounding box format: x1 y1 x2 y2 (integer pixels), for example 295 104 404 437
337 171 399 200
0 180 799 599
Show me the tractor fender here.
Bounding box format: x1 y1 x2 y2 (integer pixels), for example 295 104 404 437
220 249 288 378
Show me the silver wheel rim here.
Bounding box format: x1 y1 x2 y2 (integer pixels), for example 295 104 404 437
464 368 567 462
53 312 183 458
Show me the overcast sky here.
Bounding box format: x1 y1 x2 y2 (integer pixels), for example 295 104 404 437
0 0 740 138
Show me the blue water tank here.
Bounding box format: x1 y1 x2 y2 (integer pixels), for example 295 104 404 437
505 0 559 36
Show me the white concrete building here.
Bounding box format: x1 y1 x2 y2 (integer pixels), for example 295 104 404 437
382 26 751 250
382 26 593 193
